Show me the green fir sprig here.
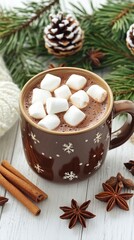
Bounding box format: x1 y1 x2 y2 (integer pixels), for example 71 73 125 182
0 0 134 100
62 0 134 100
0 0 60 87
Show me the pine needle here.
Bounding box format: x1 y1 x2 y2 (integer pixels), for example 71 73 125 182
0 0 133 100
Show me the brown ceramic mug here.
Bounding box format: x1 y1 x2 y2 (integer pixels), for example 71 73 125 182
20 67 134 182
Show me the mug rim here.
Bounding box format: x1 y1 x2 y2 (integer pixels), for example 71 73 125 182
19 67 113 135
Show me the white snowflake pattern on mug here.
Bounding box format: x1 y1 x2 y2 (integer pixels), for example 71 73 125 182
94 160 103 170
62 142 74 154
106 132 110 140
94 132 102 143
63 171 78 181
28 131 40 144
34 164 44 173
107 119 111 125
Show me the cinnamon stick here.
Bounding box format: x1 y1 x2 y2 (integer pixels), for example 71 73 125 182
0 165 47 202
1 160 48 202
0 173 40 215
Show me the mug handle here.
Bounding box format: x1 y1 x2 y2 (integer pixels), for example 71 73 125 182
109 100 134 150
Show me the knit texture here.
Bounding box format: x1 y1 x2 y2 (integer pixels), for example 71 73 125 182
0 56 20 137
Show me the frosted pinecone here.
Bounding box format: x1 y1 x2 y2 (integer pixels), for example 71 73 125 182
126 23 134 55
44 12 84 57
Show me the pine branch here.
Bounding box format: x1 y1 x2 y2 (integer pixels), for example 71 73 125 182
0 0 60 54
0 0 60 87
4 49 47 88
92 1 134 40
68 0 134 100
111 3 134 25
0 0 59 39
105 64 134 100
0 0 133 101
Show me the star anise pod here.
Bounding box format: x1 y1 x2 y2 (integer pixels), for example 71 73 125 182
95 183 133 211
105 172 134 190
60 199 96 229
48 63 66 69
124 160 134 176
87 49 105 67
0 196 8 206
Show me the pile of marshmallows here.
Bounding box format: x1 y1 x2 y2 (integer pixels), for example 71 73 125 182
28 74 107 130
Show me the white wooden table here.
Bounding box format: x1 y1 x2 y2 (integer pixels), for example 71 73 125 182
0 1 134 240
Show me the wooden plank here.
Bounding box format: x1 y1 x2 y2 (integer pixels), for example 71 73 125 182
0 122 18 164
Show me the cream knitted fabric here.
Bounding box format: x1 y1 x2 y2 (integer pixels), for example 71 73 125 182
0 55 20 137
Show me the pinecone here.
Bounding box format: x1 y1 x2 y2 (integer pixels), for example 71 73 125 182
44 12 84 57
126 23 134 55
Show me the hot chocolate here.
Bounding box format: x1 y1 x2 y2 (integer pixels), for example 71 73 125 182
20 67 134 182
24 71 108 132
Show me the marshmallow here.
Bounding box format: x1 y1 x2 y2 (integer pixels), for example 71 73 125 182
46 97 69 114
40 73 61 92
32 88 52 105
87 85 107 103
70 90 89 109
66 74 87 90
54 85 72 100
28 102 46 119
38 114 60 130
64 105 86 127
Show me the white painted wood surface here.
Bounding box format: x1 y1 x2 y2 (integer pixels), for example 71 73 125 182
0 1 134 240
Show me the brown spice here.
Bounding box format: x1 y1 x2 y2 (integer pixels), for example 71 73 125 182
0 196 8 206
0 173 41 215
60 199 95 229
0 160 48 215
124 160 134 176
1 160 48 202
87 49 105 67
48 63 66 69
105 172 134 190
95 183 133 211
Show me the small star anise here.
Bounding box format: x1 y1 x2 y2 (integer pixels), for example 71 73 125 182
124 160 134 176
87 49 105 67
48 63 66 69
105 172 134 190
0 196 8 206
95 183 133 211
60 199 96 229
